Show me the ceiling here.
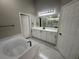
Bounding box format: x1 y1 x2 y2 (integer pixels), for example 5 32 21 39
62 0 73 5
34 0 61 13
33 0 73 15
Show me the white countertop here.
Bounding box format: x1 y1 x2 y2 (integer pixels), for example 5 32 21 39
32 27 58 32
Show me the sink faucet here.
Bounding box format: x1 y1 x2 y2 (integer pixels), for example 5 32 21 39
43 27 45 29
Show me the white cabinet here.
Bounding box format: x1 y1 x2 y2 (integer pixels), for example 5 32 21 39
32 29 46 40
46 32 57 44
32 29 37 37
36 30 41 39
32 29 41 39
40 31 47 41
32 28 57 44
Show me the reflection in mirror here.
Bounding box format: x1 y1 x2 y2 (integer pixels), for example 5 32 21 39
36 14 60 29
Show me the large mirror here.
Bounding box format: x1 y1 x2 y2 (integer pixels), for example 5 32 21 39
36 15 60 30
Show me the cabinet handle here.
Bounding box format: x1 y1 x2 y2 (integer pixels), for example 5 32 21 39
59 33 62 35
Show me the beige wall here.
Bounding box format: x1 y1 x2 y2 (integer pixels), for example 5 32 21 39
34 0 61 16
57 0 79 59
61 0 73 5
0 0 35 38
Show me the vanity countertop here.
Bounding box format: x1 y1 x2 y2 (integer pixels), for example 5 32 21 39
32 27 58 32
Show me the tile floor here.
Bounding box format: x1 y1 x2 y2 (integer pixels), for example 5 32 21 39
28 38 64 59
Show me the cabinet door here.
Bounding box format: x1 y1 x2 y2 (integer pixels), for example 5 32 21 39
46 32 57 44
41 31 47 41
36 30 41 39
57 2 78 59
32 29 41 38
32 29 37 37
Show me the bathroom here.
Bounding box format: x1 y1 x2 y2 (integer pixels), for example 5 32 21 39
0 0 79 59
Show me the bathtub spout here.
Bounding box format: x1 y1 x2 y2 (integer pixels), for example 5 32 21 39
27 41 32 47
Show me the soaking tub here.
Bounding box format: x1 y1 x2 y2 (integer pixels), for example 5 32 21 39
0 35 39 59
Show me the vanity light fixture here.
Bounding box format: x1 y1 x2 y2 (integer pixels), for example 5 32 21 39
38 9 56 17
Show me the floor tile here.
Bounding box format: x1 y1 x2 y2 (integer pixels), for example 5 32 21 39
28 38 64 59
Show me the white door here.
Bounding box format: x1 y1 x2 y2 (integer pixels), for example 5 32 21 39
32 29 38 38
57 4 74 58
20 14 30 38
57 1 79 59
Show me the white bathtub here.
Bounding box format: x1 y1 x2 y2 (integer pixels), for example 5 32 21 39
0 35 39 59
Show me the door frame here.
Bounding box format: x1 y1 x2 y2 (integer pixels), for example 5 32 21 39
57 0 79 43
19 12 31 38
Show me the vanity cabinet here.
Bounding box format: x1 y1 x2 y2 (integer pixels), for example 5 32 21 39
32 29 37 38
32 29 41 38
32 29 47 40
40 30 47 41
46 31 57 44
36 30 41 39
32 28 57 44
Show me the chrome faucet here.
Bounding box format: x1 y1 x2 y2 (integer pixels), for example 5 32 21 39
27 41 32 47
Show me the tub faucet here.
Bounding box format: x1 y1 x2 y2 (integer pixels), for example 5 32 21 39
27 41 32 47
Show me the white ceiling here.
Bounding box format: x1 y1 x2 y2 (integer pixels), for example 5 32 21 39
62 0 73 5
34 0 61 13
